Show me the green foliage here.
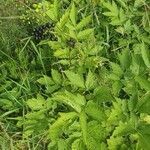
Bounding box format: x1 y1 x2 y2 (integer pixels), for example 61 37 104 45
1 0 150 149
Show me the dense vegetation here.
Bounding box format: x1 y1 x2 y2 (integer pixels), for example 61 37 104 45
0 0 150 149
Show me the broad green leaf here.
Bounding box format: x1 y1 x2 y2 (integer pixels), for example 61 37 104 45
128 92 138 112
49 112 77 141
46 9 56 21
111 62 123 77
37 75 54 85
112 81 123 96
0 99 13 110
51 69 62 85
65 70 85 88
26 95 46 110
70 3 76 26
137 124 150 150
85 70 96 90
57 59 70 65
56 8 70 29
135 76 150 91
118 49 131 70
65 91 86 106
76 15 92 30
103 1 118 16
53 91 86 112
54 49 70 58
107 136 124 150
137 92 150 114
112 121 135 137
46 84 60 94
94 86 114 103
77 29 94 40
107 99 123 124
140 42 150 68
85 101 106 121
72 139 85 150
87 121 104 148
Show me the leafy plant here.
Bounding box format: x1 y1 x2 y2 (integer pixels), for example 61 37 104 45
1 0 150 149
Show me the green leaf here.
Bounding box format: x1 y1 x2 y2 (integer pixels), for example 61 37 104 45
77 28 94 40
94 86 114 103
49 112 77 141
72 139 86 150
51 69 62 85
137 124 150 150
46 9 56 21
86 121 104 150
70 3 76 26
37 75 54 85
56 8 70 29
111 62 123 77
137 92 150 114
85 70 96 90
46 0 59 21
112 121 135 137
53 0 59 21
140 42 150 68
26 94 46 110
80 111 87 146
135 76 150 91
103 1 118 17
65 70 85 88
85 101 106 121
76 15 92 30
53 91 86 112
118 49 131 70
54 49 70 58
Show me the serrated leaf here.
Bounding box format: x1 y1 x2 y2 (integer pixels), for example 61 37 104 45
72 139 85 150
53 91 86 112
112 121 135 137
70 3 76 26
46 9 56 21
118 49 131 70
56 8 70 29
137 92 150 114
49 112 77 141
135 76 150 91
137 124 150 150
94 86 114 103
85 101 106 121
76 15 91 30
80 111 87 146
77 28 94 40
54 49 70 58
140 42 150 68
53 0 59 21
51 69 62 85
103 1 118 16
85 70 96 90
26 94 45 110
37 75 54 85
65 70 85 88
111 62 123 77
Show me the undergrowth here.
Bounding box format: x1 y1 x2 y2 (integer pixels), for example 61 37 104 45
0 0 150 150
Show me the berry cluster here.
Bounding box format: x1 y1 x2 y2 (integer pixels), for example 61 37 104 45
32 22 56 41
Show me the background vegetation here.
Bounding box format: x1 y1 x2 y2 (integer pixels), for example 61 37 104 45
0 0 150 149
